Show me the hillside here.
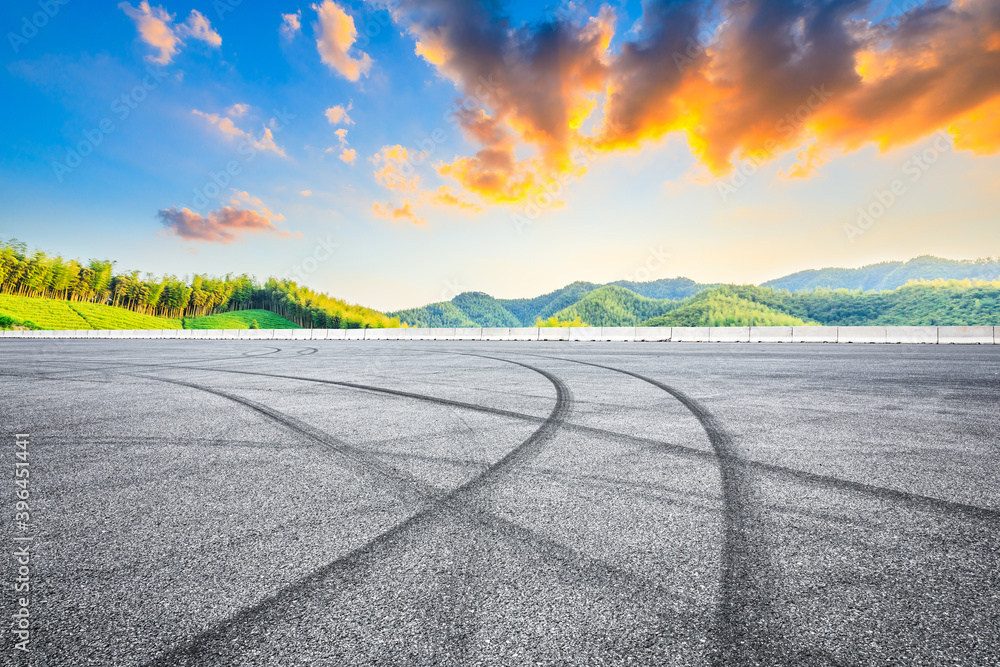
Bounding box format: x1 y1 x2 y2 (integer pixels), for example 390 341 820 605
184 310 299 329
389 302 478 328
640 288 811 327
498 281 602 326
551 286 678 326
640 282 1000 327
451 292 521 327
608 277 717 300
0 294 182 330
763 256 1000 292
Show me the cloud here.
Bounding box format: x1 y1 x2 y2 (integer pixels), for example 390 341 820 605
280 11 302 40
300 189 313 196
229 189 285 220
226 103 250 118
119 2 221 65
158 206 284 243
425 186 483 212
373 200 425 225
381 0 1000 203
312 1 372 81
339 148 358 164
325 103 353 125
371 144 425 192
193 108 286 157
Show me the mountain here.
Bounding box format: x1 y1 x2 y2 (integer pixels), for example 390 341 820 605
607 277 719 300
498 281 603 326
391 278 716 328
763 256 1000 292
387 302 477 328
639 282 1000 327
641 287 811 327
452 292 521 327
550 286 679 326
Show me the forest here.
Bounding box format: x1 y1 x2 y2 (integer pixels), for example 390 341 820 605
0 239 396 329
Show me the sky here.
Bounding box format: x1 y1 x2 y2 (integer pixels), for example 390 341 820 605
1 0 998 311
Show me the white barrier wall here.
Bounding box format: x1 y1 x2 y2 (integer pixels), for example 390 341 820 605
938 326 995 344
1 326 998 343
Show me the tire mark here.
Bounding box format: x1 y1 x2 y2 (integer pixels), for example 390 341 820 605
129 355 595 665
242 346 281 357
29 357 1000 523
521 353 782 666
296 347 318 356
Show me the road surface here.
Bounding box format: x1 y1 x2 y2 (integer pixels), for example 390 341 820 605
2 341 998 665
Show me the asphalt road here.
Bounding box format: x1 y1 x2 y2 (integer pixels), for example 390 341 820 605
1 341 999 666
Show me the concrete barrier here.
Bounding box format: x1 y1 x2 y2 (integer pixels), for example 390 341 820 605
345 329 366 340
238 329 271 340
601 327 636 342
635 327 671 342
453 328 482 341
711 327 750 343
287 329 312 340
326 329 347 340
538 327 570 341
751 327 793 343
671 327 710 342
508 328 539 341
793 326 838 343
569 327 602 341
938 326 994 345
272 329 295 340
220 329 238 340
839 326 887 344
397 328 429 340
886 326 937 344
482 328 512 341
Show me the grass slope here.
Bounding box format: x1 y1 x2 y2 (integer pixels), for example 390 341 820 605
0 294 183 330
183 310 300 329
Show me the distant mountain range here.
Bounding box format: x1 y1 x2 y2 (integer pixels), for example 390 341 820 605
388 256 1000 328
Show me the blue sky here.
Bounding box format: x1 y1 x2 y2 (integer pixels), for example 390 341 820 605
2 0 998 310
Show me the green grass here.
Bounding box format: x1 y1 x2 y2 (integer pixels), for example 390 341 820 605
183 309 300 330
0 294 92 330
69 301 183 330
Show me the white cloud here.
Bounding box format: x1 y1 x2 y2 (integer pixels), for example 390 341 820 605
226 103 250 118
312 1 372 82
280 11 302 40
193 108 287 157
119 2 221 65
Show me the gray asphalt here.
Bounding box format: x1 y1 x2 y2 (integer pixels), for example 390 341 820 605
1 341 999 666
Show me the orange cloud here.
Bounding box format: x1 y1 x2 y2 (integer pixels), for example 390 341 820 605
312 1 372 82
385 0 1000 203
158 206 283 243
373 200 425 225
119 2 220 65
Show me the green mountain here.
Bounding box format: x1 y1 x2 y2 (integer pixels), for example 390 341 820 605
641 287 811 327
498 281 603 326
608 277 718 300
388 301 478 328
763 256 1000 292
640 282 1000 327
451 292 521 327
551 286 679 326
